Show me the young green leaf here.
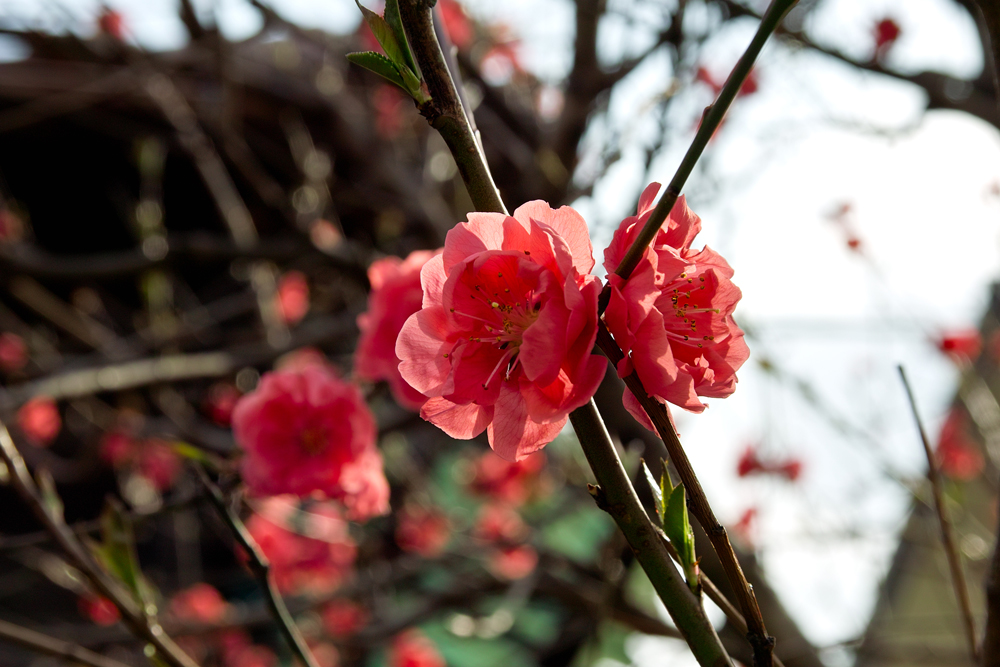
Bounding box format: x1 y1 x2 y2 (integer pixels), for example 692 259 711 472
346 51 407 89
663 477 698 594
383 0 417 74
36 468 64 522
95 500 157 613
355 1 409 75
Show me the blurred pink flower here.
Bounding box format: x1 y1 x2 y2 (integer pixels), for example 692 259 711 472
474 502 528 543
395 504 451 557
356 249 442 411
233 366 388 521
937 408 984 481
322 599 369 638
78 596 120 626
874 18 901 55
469 449 546 505
439 0 473 48
226 645 277 667
389 629 445 667
276 271 310 325
397 202 606 461
0 332 27 372
245 502 357 595
99 430 137 467
170 583 228 624
936 329 981 363
17 397 61 447
136 439 181 491
490 544 538 580
603 183 749 429
204 382 241 426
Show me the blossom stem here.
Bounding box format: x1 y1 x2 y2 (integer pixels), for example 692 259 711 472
0 422 202 667
397 0 508 215
193 465 321 667
595 320 774 667
0 618 134 667
898 366 979 661
604 0 798 303
569 399 732 667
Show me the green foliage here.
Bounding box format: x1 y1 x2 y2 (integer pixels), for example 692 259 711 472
35 468 63 522
349 0 428 103
540 505 615 565
642 460 698 594
93 500 158 615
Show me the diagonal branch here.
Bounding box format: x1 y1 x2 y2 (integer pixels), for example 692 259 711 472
0 422 201 667
0 619 133 667
897 366 979 662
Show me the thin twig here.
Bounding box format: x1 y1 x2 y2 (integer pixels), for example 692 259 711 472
569 400 732 667
983 468 1000 666
603 0 798 302
596 321 773 666
193 465 320 667
0 619 133 667
897 366 979 662
0 422 201 667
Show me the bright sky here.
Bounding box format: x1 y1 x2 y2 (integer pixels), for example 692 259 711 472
1 0 998 663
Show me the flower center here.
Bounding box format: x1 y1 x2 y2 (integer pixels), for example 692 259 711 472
299 427 329 456
662 272 717 350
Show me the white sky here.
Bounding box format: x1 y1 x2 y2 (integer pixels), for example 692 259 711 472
1 0 998 663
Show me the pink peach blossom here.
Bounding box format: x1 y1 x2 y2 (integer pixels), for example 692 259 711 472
603 183 749 429
389 630 445 667
17 397 61 447
0 332 27 372
136 439 181 491
396 203 606 460
322 599 368 638
170 583 228 624
395 504 451 557
233 366 388 521
356 250 441 410
276 271 310 325
469 450 546 505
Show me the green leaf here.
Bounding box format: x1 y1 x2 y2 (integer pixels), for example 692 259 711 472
640 459 664 525
95 500 157 614
383 0 416 73
355 1 409 74
346 51 406 89
171 441 220 469
663 479 698 593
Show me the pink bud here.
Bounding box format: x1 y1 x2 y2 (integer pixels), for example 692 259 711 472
17 397 60 447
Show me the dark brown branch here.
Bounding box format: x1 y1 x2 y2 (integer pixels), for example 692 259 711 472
897 366 979 662
194 466 320 667
0 619 132 667
984 469 1000 666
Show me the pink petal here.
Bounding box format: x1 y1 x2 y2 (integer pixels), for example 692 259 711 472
637 182 661 217
661 195 702 250
442 215 506 273
488 383 566 461
512 200 594 275
420 254 448 309
520 299 569 386
421 397 491 439
622 387 656 432
396 308 452 395
631 310 679 396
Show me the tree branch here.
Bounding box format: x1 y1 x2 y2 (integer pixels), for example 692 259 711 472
0 422 201 667
0 619 133 667
897 366 979 662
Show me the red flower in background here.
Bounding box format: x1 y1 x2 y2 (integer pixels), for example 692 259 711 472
469 449 546 505
490 544 538 580
937 408 984 481
0 332 27 372
732 507 758 548
98 6 126 40
322 599 369 638
395 504 452 557
204 382 241 426
873 18 901 55
276 271 310 325
936 329 981 363
17 397 61 447
100 430 137 467
396 201 606 461
233 366 388 521
356 249 442 411
438 0 473 49
736 445 802 482
226 645 277 667
136 439 181 491
373 84 407 139
78 596 120 626
603 183 749 429
474 502 528 543
389 629 446 667
170 583 228 624
695 66 758 97
245 500 357 595
0 209 24 242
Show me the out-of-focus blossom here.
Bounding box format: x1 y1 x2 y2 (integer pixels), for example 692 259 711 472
245 500 357 595
389 629 446 667
0 332 27 372
310 219 343 251
309 642 340 667
469 450 546 505
99 430 137 467
936 329 981 363
873 18 901 55
397 201 606 461
736 445 802 482
274 346 330 372
322 599 369 638
732 507 758 548
603 184 748 429
97 6 126 40
276 271 310 325
438 0 473 49
136 439 181 491
695 66 758 97
204 382 241 426
78 595 120 626
169 583 228 624
474 503 528 543
17 397 61 447
395 504 452 557
356 250 441 411
937 408 985 481
0 208 24 242
233 366 388 521
490 544 538 580
374 84 407 139
225 644 277 667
